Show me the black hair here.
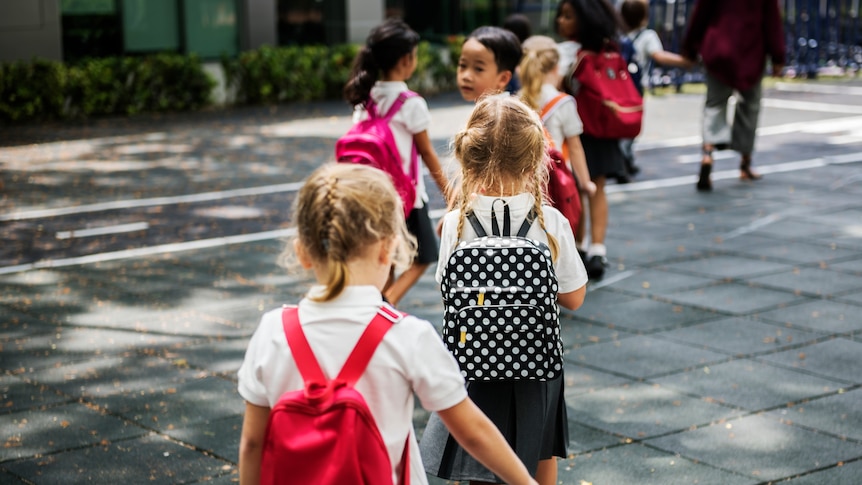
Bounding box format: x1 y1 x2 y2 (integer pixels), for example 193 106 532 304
556 0 623 52
502 13 532 43
465 26 523 74
620 0 648 31
343 18 420 106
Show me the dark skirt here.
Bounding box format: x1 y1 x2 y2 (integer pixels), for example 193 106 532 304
582 134 626 179
420 376 568 482
406 203 438 265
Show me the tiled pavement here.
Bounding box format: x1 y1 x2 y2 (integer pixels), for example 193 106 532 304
2 82 862 484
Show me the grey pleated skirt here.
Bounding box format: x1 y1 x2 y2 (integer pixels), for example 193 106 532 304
420 376 568 482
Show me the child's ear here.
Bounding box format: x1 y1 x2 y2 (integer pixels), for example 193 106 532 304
496 70 513 90
294 239 314 269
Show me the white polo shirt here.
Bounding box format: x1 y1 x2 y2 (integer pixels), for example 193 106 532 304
237 285 466 485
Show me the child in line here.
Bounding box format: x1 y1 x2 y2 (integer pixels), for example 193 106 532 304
518 35 597 202
420 96 588 485
555 0 626 280
618 0 693 178
456 26 524 102
237 163 540 485
501 13 533 93
343 19 448 307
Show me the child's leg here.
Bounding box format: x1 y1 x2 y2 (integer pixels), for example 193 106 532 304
384 262 430 307
535 457 557 485
588 177 608 246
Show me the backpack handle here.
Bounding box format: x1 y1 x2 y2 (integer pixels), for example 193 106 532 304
465 206 537 238
281 304 405 389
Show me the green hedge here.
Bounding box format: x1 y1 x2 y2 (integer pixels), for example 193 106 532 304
1 40 463 122
1 53 215 122
222 40 462 106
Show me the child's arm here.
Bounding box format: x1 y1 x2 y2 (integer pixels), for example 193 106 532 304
558 286 586 311
564 135 597 196
414 130 449 204
437 398 539 485
239 402 270 485
651 50 695 70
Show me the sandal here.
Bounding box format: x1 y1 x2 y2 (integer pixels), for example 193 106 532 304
740 155 762 181
697 145 713 192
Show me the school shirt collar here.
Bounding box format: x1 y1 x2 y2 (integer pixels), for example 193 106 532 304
305 285 384 306
470 193 535 215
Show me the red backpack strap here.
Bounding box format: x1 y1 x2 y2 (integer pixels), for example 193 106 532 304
336 304 405 386
282 306 327 386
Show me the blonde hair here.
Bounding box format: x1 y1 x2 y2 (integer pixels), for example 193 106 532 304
518 36 560 111
281 163 416 302
452 95 559 259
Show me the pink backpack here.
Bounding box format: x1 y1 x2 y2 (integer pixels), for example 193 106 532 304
260 305 409 485
335 91 419 219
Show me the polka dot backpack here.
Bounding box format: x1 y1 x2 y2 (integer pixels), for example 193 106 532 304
440 201 563 381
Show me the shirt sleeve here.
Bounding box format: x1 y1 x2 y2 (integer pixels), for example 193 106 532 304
558 96 584 139
403 317 467 412
400 96 432 135
641 29 664 62
435 210 461 283
545 206 589 294
236 312 280 407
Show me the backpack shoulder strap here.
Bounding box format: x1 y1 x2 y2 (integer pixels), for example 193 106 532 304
282 306 327 386
466 211 488 237
540 92 571 122
336 304 404 386
516 208 538 237
382 90 419 121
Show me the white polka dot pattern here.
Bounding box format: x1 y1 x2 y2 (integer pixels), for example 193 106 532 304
441 235 563 381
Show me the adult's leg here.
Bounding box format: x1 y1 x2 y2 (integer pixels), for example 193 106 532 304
699 73 734 190
731 78 764 180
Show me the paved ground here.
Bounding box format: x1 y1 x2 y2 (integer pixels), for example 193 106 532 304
2 80 862 484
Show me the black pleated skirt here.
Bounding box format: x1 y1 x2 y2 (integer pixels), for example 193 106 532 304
419 376 568 482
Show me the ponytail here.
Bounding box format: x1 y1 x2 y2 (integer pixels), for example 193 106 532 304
344 46 379 107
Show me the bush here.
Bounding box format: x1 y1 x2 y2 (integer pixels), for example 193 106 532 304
224 41 458 105
1 53 215 122
0 59 67 121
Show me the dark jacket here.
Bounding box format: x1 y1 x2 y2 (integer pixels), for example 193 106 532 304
682 0 786 92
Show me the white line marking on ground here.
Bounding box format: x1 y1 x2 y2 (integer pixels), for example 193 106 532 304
587 270 635 291
0 228 297 276
762 98 862 114
56 222 150 240
721 214 783 241
775 82 862 96
1 182 305 221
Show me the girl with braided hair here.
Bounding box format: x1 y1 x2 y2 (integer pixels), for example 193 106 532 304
420 95 588 485
237 163 539 485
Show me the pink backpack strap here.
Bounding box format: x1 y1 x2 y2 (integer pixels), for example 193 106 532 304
381 91 420 185
282 306 327 386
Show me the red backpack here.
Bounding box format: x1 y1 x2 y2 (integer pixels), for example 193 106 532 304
260 306 409 485
540 93 582 235
571 48 643 139
335 92 419 219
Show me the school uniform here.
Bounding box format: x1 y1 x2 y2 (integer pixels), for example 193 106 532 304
421 194 588 482
238 286 467 485
354 81 438 264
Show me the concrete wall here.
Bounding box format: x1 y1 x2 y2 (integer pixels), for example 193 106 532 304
0 0 62 62
240 0 277 50
347 0 384 44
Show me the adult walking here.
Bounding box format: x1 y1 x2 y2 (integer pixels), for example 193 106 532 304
681 0 785 191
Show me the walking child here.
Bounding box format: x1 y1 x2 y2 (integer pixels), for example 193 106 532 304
343 19 448 307
456 26 523 102
518 35 597 200
420 95 588 485
237 163 539 485
617 0 693 178
555 0 627 280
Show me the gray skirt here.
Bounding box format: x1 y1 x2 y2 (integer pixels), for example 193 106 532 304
420 376 568 482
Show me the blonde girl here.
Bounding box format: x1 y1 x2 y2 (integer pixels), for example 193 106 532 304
420 96 588 485
517 34 597 200
237 164 538 485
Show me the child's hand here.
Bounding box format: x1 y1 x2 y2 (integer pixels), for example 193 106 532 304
581 180 597 197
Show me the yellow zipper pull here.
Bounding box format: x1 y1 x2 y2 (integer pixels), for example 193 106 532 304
460 330 467 344
477 291 485 306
